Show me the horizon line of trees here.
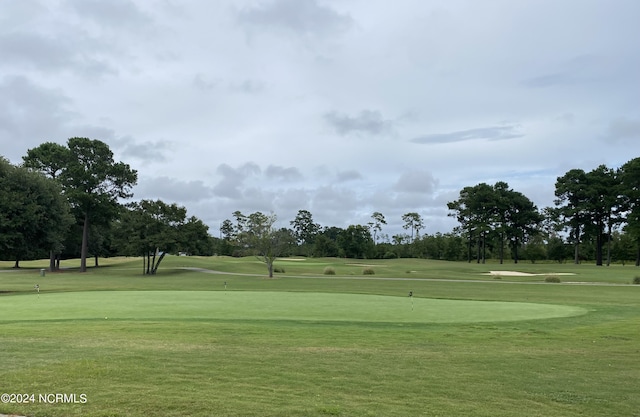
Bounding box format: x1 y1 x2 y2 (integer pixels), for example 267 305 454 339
2 139 640 274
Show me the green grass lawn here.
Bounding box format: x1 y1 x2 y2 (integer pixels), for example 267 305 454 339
1 256 639 416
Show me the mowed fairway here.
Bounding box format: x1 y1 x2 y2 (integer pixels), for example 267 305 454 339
1 256 639 417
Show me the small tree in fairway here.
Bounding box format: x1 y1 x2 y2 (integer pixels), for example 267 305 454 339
237 211 292 277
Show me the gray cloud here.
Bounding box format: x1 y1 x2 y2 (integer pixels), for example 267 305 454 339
113 137 173 163
193 74 218 91
236 0 353 37
601 117 640 143
229 79 266 94
265 165 303 182
310 185 359 225
213 162 261 199
66 0 152 29
521 72 575 88
0 2 47 30
411 125 524 145
336 170 363 182
0 31 116 77
135 176 214 203
0 32 74 70
393 170 438 195
0 76 74 159
324 110 394 136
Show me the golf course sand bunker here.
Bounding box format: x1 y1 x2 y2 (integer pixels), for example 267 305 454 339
486 271 576 276
0 291 586 324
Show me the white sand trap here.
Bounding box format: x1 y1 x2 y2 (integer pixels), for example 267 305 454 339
486 271 576 276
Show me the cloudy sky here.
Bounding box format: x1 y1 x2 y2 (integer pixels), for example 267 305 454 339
1 0 639 238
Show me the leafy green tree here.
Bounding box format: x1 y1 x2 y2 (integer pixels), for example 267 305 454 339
585 165 621 266
232 210 248 238
338 225 374 258
22 142 72 269
0 158 72 267
290 209 320 256
370 212 386 243
220 219 235 240
402 212 424 243
555 169 591 264
218 219 236 256
114 200 186 274
448 183 496 263
239 211 292 277
22 142 69 179
611 231 635 265
24 138 137 272
619 157 640 265
540 206 563 241
179 216 214 256
521 235 547 264
546 236 569 263
504 189 543 263
313 227 342 257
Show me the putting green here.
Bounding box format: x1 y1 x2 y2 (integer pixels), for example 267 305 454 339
0 291 586 323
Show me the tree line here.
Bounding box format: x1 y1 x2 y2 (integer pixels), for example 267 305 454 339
2 138 640 274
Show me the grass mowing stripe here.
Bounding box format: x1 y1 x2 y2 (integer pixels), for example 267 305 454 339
0 291 586 323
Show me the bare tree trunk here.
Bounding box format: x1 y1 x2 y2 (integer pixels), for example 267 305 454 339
80 212 90 272
49 250 56 272
152 251 167 274
595 220 604 266
482 232 486 264
606 223 612 267
573 227 580 265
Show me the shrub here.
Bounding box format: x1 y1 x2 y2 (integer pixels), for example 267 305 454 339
633 276 640 285
323 266 336 275
544 275 561 283
362 267 375 275
383 251 397 259
273 267 285 274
